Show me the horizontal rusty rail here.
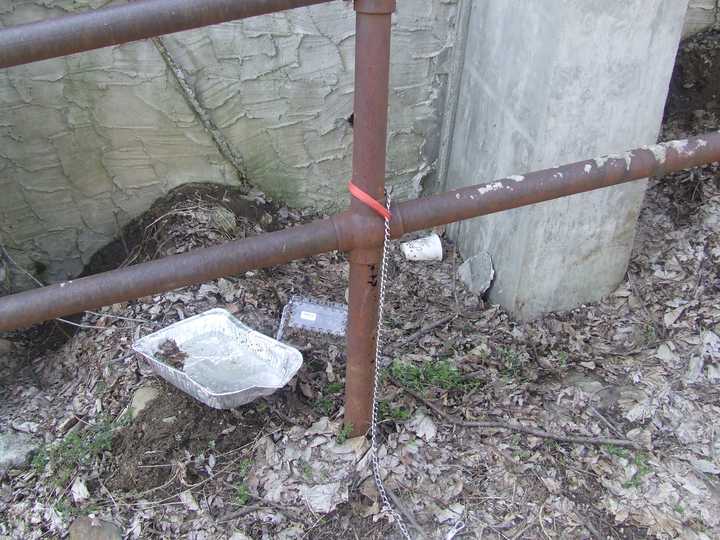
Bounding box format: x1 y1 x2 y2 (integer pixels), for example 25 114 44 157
0 0 334 68
1 131 718 332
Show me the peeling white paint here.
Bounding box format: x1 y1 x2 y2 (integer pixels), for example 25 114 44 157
624 152 634 170
594 152 633 170
642 143 667 164
477 182 504 195
667 139 692 156
507 175 525 183
583 164 592 174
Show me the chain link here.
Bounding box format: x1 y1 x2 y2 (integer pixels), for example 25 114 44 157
369 190 414 540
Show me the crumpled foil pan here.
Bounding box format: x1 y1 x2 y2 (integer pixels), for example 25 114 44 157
132 308 303 409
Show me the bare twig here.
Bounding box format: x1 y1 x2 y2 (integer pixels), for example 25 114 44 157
85 310 150 323
207 504 265 525
588 405 623 438
510 515 538 540
391 314 457 352
396 380 640 449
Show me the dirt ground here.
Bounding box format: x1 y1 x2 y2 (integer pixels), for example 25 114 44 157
1 30 720 540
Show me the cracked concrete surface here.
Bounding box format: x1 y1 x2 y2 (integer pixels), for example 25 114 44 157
0 0 459 289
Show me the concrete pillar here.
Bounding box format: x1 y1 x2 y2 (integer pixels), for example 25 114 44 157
442 0 689 320
684 0 719 38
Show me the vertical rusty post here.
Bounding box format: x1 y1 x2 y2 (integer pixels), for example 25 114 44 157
344 0 396 436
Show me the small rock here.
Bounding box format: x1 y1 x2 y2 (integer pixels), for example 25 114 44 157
301 482 347 513
686 355 705 383
71 477 90 503
563 370 605 396
433 501 465 524
11 421 39 434
68 516 122 540
179 490 200 512
129 385 160 420
0 431 40 473
407 411 437 442
458 252 494 295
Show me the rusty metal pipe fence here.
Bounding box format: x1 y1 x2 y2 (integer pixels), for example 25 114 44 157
1 131 718 333
0 0 334 68
1 0 719 433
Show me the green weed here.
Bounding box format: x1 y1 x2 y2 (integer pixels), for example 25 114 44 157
512 450 532 461
298 459 313 480
54 500 101 518
623 452 652 488
316 397 333 415
326 382 344 394
498 347 526 378
38 417 116 486
233 459 253 506
390 359 471 392
644 324 656 341
337 424 353 444
30 447 49 473
604 444 630 459
378 401 412 422
557 351 569 368
234 483 251 506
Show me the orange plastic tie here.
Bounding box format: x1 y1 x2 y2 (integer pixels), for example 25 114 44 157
348 181 391 221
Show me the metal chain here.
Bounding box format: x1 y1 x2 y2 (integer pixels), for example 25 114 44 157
369 190 414 540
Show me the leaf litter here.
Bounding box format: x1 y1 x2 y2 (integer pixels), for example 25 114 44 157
1 30 720 540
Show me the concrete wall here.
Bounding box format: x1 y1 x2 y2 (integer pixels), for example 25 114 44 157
684 0 719 38
443 0 689 320
0 0 458 287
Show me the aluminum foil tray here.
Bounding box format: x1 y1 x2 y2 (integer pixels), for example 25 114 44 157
132 308 303 409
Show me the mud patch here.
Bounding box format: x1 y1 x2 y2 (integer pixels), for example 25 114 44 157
107 382 267 494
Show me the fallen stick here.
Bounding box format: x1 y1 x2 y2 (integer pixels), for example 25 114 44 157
391 314 457 352
395 379 640 449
